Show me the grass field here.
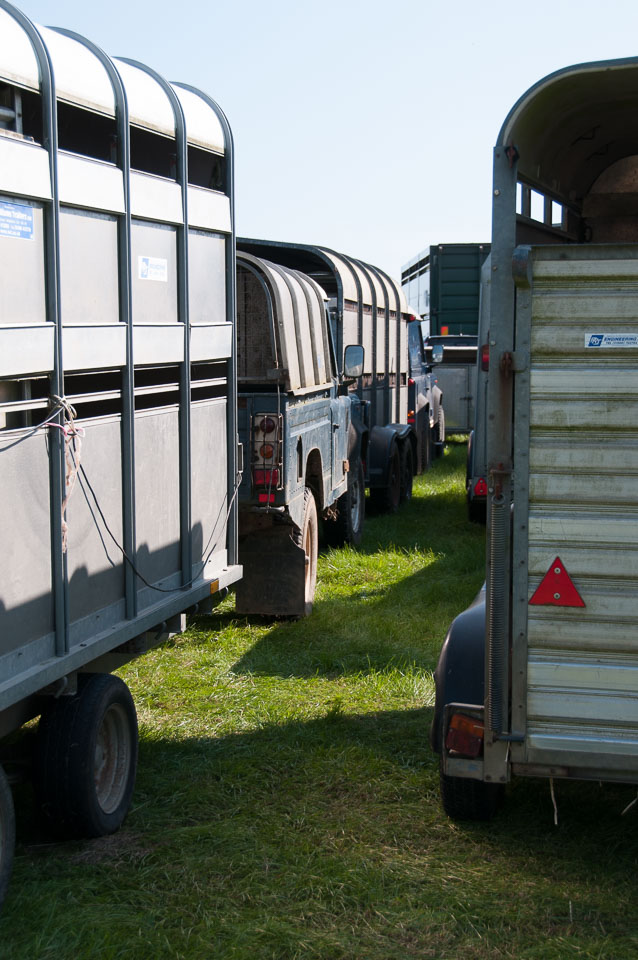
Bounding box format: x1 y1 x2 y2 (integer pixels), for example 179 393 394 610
5 440 638 959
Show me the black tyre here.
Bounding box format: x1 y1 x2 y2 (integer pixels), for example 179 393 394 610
299 486 318 615
440 753 502 821
399 443 414 503
468 496 487 525
434 407 446 457
370 446 401 514
0 766 15 912
34 673 138 838
324 460 365 548
420 420 431 474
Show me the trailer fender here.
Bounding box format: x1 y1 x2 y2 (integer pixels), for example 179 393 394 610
235 505 316 618
430 586 486 753
367 424 410 488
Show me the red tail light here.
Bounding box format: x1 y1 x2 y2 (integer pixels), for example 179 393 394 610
445 713 484 758
481 343 490 372
407 409 415 424
252 413 282 492
253 469 279 487
408 377 415 386
259 416 277 435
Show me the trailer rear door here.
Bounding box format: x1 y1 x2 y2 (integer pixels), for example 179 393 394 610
511 244 638 780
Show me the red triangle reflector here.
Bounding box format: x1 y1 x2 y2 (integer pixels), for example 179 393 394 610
529 556 585 607
474 477 488 496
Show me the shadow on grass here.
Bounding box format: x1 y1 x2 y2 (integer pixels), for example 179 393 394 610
9 703 638 958
192 443 484 681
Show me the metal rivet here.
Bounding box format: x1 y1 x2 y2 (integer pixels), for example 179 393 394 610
554 567 561 574
553 592 560 600
494 189 501 196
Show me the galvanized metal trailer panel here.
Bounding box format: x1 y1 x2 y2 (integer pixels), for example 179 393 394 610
0 0 241 728
511 245 638 775
434 56 638 821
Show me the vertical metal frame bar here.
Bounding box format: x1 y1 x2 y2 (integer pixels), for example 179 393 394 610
355 261 379 425
121 61 193 585
375 268 403 423
173 83 238 567
2 2 68 656
54 29 137 619
484 145 518 756
510 246 533 752
321 246 363 390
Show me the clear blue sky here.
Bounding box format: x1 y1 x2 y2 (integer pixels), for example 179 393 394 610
12 0 638 278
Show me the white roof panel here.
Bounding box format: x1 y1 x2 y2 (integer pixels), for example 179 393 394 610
115 58 175 136
0 8 40 90
173 85 225 153
40 26 115 116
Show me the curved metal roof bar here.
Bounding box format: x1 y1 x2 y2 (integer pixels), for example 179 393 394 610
315 245 365 391
342 255 380 423
118 57 194 588
174 82 238 567
236 254 279 371
52 26 138 620
291 268 333 383
364 261 403 423
0 0 68 656
264 258 308 389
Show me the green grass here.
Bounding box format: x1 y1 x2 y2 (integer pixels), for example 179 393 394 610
5 440 638 958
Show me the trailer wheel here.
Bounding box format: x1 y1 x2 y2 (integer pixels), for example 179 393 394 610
296 487 318 615
34 673 138 838
324 460 365 548
439 753 502 821
421 421 431 473
370 446 401 514
0 766 15 912
400 444 414 503
435 408 446 457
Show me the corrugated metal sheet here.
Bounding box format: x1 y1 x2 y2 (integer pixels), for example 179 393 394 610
523 246 638 768
236 252 331 393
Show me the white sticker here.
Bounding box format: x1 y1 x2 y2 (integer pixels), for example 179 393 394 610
138 256 168 282
585 332 638 348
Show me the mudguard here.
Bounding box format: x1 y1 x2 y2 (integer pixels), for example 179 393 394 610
367 423 411 489
235 520 306 617
430 586 486 752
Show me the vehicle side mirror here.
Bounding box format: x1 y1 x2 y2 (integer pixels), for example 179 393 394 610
431 344 444 365
343 344 364 378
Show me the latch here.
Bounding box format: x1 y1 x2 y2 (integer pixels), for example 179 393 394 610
500 351 527 376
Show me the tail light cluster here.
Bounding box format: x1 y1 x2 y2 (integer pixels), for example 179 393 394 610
445 712 485 759
252 413 283 503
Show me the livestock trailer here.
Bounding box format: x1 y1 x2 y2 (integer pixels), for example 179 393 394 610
237 238 443 512
0 0 241 904
432 55 638 819
235 251 364 617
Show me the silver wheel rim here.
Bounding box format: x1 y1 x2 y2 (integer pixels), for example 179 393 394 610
350 473 363 532
94 703 132 814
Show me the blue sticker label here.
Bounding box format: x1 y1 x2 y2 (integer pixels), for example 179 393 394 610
585 332 638 348
0 200 34 240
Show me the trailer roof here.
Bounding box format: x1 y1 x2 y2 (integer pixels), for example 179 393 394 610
237 251 332 392
498 56 638 202
0 3 226 151
236 238 409 315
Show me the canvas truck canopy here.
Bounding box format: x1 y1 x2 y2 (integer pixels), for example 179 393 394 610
236 252 332 393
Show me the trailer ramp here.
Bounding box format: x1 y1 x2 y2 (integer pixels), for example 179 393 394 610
512 245 638 780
